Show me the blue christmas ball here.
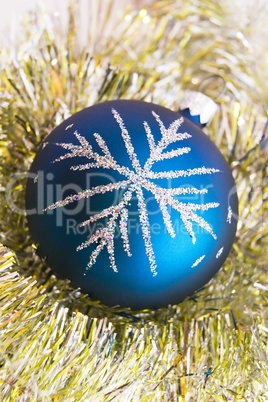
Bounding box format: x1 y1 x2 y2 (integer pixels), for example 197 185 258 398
25 99 238 309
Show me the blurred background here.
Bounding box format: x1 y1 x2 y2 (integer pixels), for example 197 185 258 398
0 0 138 46
0 0 67 44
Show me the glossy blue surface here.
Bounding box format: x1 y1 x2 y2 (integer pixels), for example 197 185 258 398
25 100 238 309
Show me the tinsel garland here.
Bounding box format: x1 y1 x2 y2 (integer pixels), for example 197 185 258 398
0 0 267 400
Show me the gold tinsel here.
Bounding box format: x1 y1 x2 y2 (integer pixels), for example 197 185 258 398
0 1 267 400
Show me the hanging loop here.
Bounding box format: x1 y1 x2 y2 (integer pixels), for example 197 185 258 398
199 74 226 100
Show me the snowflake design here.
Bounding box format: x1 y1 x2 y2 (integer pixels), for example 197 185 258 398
191 254 206 268
216 247 224 259
227 206 232 224
44 108 220 276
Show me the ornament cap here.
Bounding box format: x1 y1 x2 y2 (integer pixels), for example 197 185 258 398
179 90 218 125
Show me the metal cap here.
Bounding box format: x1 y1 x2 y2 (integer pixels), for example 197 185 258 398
179 90 218 125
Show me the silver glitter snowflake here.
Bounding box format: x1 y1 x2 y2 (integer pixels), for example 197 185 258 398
45 108 220 275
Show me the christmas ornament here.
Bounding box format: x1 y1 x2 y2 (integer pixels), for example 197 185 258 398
25 95 238 309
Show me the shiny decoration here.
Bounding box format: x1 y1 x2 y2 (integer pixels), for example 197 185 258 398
26 99 238 309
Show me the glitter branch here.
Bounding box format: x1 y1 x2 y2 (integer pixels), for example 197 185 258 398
119 208 132 257
44 180 131 211
135 185 157 276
